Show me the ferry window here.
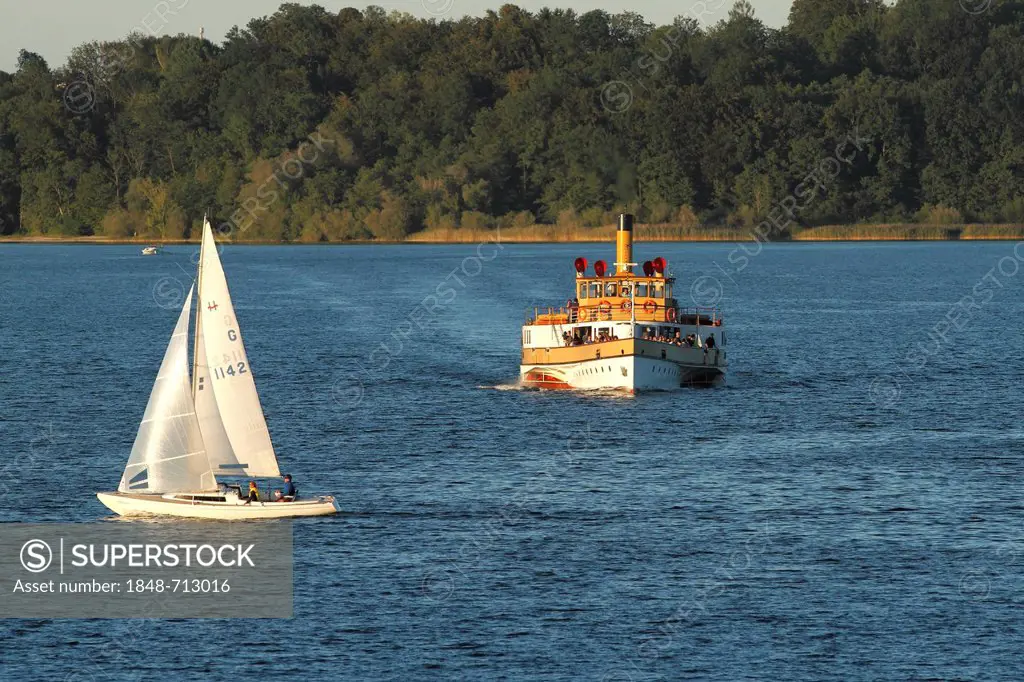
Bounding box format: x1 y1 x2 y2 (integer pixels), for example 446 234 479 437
605 282 617 297
652 283 664 298
589 283 601 298
636 282 649 297
620 284 631 297
665 283 673 299
579 285 588 300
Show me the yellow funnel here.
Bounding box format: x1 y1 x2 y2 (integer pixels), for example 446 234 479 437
616 214 633 274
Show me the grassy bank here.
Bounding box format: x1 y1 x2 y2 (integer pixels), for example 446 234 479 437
405 223 753 243
3 223 1023 244
410 222 1024 243
791 224 1024 240
790 224 961 240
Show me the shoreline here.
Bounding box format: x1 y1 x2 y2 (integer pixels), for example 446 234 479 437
2 223 1022 245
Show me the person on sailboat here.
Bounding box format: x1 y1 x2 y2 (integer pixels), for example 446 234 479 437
243 481 260 504
282 474 297 501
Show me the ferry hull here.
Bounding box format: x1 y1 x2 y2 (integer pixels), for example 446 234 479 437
97 492 339 520
521 353 723 392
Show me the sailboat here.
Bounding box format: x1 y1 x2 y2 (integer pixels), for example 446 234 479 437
97 219 338 519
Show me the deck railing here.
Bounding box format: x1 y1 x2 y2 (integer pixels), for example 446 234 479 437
526 304 723 326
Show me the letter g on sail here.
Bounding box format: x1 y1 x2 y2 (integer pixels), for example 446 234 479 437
228 329 238 341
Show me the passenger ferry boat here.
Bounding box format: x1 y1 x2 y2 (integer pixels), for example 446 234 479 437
520 214 726 392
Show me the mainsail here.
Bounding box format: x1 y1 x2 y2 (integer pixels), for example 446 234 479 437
195 219 281 477
120 286 215 493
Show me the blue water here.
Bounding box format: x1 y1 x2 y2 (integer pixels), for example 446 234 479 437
1 241 1023 681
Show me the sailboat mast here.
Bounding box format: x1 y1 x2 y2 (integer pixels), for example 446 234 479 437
191 216 206 396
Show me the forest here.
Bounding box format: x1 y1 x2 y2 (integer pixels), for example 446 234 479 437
1 0 1023 241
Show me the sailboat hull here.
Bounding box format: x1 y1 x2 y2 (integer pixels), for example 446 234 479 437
97 492 339 520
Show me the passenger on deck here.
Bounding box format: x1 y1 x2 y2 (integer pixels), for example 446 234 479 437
705 334 716 349
674 331 683 345
567 297 579 323
562 331 571 346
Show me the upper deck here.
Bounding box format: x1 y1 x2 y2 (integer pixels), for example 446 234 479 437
524 213 723 328
527 302 722 326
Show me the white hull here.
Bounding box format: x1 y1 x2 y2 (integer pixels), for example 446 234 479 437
97 492 339 520
521 351 724 393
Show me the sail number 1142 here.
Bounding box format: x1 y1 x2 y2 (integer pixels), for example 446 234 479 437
214 362 247 379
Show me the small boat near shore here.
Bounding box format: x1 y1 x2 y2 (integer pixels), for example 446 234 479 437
520 214 727 392
97 218 338 519
141 245 160 255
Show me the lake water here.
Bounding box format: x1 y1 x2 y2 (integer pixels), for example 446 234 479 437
1 241 1023 680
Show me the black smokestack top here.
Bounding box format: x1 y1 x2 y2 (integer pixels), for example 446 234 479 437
618 213 634 232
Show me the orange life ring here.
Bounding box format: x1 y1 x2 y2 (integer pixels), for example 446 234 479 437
578 308 589 321
666 308 677 322
621 301 632 311
597 300 612 320
714 319 722 326
643 301 657 314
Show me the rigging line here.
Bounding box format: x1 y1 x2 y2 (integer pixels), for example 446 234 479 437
173 258 197 279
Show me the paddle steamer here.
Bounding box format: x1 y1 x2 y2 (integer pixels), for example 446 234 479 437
520 214 726 392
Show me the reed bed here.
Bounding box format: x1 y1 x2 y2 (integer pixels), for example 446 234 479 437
959 224 1024 240
791 224 962 241
7 223 1024 244
406 223 752 243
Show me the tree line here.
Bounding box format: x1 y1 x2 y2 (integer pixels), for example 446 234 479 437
1 0 1023 241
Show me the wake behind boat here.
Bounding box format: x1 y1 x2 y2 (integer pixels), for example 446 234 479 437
97 218 338 519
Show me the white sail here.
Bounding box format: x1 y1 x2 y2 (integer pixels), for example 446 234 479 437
120 286 215 493
193 319 237 471
196 219 281 477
